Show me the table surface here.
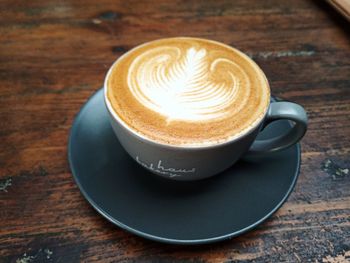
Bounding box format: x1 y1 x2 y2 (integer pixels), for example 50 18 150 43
1 0 349 262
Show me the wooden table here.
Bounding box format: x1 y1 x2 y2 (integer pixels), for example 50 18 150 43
1 0 349 262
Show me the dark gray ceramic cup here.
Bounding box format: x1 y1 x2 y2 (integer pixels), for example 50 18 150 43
104 62 308 182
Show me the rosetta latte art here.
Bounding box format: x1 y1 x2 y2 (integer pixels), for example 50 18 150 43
128 46 249 122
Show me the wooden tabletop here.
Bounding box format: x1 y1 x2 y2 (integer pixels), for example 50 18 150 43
1 0 349 262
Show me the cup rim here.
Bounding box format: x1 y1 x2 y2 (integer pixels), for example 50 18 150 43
104 37 270 150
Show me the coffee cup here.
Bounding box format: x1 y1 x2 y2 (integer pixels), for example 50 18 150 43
104 37 307 181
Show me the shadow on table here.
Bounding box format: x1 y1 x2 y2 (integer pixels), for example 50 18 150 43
312 0 350 34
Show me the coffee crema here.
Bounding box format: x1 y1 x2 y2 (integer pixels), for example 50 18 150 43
106 37 270 146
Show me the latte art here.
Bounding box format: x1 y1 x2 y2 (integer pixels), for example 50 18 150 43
128 47 246 122
106 38 270 146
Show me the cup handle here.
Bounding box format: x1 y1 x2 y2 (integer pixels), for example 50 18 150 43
246 101 308 156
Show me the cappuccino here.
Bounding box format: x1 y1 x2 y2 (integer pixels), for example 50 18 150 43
106 37 270 146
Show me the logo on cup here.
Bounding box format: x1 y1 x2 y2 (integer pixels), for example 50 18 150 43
135 156 196 178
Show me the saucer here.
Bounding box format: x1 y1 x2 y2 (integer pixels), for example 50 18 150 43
68 89 300 245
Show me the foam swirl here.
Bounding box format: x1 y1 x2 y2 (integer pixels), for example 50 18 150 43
128 46 249 122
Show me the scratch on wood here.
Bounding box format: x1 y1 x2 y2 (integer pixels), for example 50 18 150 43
92 18 102 24
294 252 301 262
0 177 12 192
44 249 53 259
16 253 35 263
16 248 53 263
322 159 349 180
247 50 315 59
322 250 350 263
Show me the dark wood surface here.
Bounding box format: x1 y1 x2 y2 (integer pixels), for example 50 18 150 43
1 0 349 262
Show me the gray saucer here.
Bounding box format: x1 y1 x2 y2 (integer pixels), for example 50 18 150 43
68 89 300 245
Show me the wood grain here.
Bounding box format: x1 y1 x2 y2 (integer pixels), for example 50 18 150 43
0 0 349 262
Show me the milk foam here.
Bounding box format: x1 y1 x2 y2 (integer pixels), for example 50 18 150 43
128 46 248 122
107 38 270 146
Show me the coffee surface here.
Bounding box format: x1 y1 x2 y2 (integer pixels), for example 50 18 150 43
107 37 270 146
